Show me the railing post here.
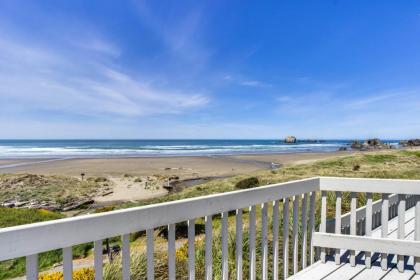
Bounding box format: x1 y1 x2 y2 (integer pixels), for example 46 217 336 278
350 192 357 267
94 240 103 280
365 193 372 268
283 197 290 279
397 194 406 272
63 247 73 280
292 195 300 274
261 203 268 280
301 193 308 269
320 191 327 263
168 224 176 280
236 209 243 280
121 234 130 280
272 200 279 280
309 191 316 265
222 212 229 280
249 205 256 280
188 219 195 280
205 215 213 280
146 229 154 279
334 191 341 265
381 193 389 270
26 254 38 280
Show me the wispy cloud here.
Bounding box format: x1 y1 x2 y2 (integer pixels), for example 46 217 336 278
0 33 209 119
133 1 211 67
223 74 272 88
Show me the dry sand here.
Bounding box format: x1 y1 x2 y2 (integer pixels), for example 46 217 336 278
0 151 352 204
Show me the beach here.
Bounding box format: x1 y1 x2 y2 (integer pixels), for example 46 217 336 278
0 151 351 177
0 151 351 205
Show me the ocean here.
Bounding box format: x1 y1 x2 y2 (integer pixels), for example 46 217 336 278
0 139 400 158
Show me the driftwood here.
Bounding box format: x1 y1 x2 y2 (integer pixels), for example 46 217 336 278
62 199 94 211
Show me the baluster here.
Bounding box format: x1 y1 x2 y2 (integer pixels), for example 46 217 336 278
283 197 290 279
272 200 279 280
222 212 229 280
94 240 103 280
168 224 176 280
188 219 195 280
261 203 268 280
415 195 420 274
397 194 406 272
381 193 389 270
292 195 300 274
63 247 72 280
309 192 316 265
121 234 130 280
301 193 308 269
335 191 341 265
365 193 372 268
205 215 213 280
236 209 243 280
26 254 38 280
320 191 327 263
249 205 256 280
146 229 154 279
350 192 357 267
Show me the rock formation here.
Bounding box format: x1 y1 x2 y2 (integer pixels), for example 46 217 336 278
284 136 297 143
400 139 420 147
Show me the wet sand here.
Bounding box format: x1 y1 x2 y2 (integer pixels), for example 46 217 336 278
0 151 352 177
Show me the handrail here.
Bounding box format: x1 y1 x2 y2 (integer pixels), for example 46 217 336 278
0 177 319 261
320 177 420 194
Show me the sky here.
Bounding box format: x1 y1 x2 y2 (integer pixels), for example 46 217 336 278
0 0 419 139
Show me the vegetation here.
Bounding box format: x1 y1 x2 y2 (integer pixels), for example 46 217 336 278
235 177 260 189
1 149 420 279
0 174 109 208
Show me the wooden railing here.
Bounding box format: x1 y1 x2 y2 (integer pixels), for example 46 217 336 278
1 177 420 279
314 177 420 273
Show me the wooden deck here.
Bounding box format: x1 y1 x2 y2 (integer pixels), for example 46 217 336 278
291 206 417 280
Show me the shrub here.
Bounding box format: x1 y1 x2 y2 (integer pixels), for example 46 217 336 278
39 268 94 280
235 177 259 189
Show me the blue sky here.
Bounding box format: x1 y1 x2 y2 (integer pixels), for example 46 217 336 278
0 0 419 139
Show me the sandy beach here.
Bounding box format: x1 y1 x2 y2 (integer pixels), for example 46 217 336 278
0 151 352 177
0 151 353 205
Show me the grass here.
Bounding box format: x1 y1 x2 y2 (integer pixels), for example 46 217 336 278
0 174 109 208
2 149 420 279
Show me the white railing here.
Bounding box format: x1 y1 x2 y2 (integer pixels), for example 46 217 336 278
314 177 420 274
1 177 420 279
0 178 319 280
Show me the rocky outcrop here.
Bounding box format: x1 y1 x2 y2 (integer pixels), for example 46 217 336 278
351 140 362 149
284 136 297 143
351 139 393 150
400 139 420 147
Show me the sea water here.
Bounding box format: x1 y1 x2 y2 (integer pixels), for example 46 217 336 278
0 139 400 158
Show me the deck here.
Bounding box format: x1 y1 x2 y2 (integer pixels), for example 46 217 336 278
292 206 418 280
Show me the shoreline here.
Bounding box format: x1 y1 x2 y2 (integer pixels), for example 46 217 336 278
0 150 355 207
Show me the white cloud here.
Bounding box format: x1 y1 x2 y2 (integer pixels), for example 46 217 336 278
0 34 209 119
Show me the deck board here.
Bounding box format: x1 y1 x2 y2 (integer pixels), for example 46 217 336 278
290 206 418 280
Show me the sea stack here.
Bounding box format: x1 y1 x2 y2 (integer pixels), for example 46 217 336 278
284 136 297 143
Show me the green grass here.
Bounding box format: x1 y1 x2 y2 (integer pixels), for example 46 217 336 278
2 149 420 279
